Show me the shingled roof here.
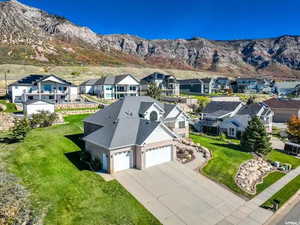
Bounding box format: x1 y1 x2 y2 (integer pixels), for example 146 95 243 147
83 96 180 150
264 98 300 109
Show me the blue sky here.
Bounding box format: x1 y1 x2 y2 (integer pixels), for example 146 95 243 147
11 0 300 40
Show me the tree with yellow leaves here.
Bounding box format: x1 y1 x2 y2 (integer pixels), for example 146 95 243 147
287 115 300 142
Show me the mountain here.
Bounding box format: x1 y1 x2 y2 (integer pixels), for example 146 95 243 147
1 0 300 79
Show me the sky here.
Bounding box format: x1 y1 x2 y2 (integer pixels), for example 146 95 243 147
9 0 300 40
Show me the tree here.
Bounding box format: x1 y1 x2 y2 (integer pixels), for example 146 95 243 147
193 96 211 114
287 115 300 143
29 111 58 128
246 96 256 105
241 116 272 155
146 83 161 99
10 118 31 142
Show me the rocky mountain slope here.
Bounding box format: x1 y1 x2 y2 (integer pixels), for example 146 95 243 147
1 0 300 78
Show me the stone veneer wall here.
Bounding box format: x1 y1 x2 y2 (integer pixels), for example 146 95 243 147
0 113 15 131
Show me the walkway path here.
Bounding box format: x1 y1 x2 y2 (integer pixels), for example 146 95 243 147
218 167 300 225
271 136 285 151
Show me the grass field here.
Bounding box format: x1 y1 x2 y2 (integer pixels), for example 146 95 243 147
190 134 287 197
256 172 286 195
4 114 160 225
190 134 253 196
261 175 300 209
266 150 300 169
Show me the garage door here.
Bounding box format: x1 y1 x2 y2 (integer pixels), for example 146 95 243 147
145 146 172 168
113 151 133 172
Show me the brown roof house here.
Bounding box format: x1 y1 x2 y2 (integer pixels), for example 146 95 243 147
264 98 300 122
83 96 189 174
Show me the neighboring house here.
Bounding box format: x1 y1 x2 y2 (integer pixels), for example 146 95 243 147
199 101 244 135
264 98 300 122
79 74 140 99
140 72 180 96
220 103 273 138
234 78 273 94
274 80 300 96
23 100 55 116
8 74 78 103
82 96 189 173
179 77 215 94
213 77 231 92
198 101 273 138
79 79 98 95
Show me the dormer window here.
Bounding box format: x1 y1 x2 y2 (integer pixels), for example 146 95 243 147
150 111 158 121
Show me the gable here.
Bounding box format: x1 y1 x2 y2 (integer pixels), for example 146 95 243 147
143 124 174 144
42 76 66 85
166 106 181 118
117 75 139 85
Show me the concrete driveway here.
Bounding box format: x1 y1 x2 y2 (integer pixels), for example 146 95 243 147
114 162 245 225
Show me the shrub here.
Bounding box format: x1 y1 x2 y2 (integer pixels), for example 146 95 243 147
10 118 31 142
29 111 58 128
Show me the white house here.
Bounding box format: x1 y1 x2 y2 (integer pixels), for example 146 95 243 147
23 100 55 116
79 74 140 99
8 74 78 103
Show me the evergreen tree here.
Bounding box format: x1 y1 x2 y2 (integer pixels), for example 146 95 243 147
146 83 161 99
241 116 272 155
10 118 31 142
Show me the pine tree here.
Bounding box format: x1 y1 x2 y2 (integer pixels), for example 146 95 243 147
146 83 162 99
241 116 272 155
10 118 31 142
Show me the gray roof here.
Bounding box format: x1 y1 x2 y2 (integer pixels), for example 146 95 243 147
202 101 242 114
94 74 139 85
79 79 98 86
83 96 179 150
237 103 266 116
178 79 203 85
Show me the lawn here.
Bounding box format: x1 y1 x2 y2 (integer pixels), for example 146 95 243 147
256 172 285 195
0 99 18 112
190 134 287 198
266 150 300 169
261 175 300 209
4 114 160 225
190 134 253 196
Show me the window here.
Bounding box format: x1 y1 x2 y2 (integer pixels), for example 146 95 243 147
43 84 51 92
129 86 136 91
229 128 235 137
179 121 186 129
117 86 125 92
106 86 113 91
150 111 158 121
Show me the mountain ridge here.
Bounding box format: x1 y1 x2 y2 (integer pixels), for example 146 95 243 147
1 0 300 79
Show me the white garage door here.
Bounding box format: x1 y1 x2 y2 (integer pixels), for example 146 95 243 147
145 146 172 168
113 151 133 172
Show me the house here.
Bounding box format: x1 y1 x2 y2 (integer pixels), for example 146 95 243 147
220 103 273 138
8 74 78 103
23 100 55 116
79 74 140 99
179 77 216 94
264 98 300 122
199 101 244 135
140 72 180 96
79 79 98 95
198 101 273 138
213 77 231 92
82 96 189 173
274 80 300 96
235 78 258 93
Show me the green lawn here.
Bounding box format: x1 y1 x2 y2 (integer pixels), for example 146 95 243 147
55 107 100 112
261 175 300 209
256 172 286 195
4 114 160 225
0 100 18 112
190 134 286 197
266 150 300 169
190 134 253 196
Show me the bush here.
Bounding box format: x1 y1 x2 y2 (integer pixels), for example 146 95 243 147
71 71 80 76
29 111 58 128
10 118 31 142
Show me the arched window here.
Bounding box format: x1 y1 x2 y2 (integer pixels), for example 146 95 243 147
150 111 158 121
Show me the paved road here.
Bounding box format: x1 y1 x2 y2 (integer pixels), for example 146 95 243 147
276 201 300 225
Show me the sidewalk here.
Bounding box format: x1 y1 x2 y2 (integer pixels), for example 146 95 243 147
217 167 300 225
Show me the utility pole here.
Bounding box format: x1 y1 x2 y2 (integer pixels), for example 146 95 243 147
4 70 9 96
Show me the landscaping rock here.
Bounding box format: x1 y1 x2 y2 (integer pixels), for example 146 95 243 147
235 156 274 195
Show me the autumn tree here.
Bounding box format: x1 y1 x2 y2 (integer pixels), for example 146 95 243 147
287 115 300 142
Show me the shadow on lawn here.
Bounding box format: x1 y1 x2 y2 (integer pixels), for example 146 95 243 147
64 133 91 171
